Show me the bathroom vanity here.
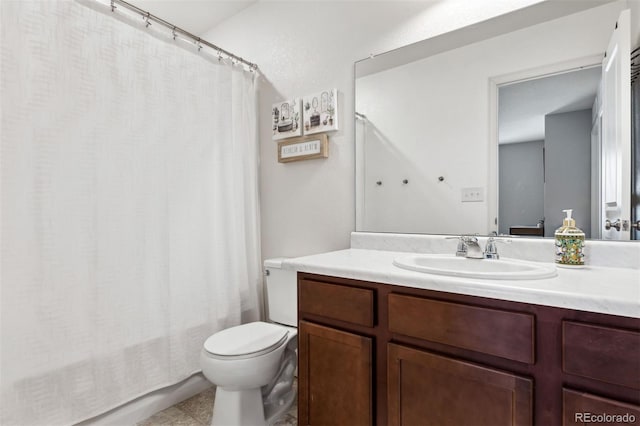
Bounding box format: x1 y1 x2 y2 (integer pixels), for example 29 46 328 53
286 234 640 426
312 1 640 423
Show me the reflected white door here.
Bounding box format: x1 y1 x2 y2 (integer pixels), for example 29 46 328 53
601 9 631 240
591 113 602 239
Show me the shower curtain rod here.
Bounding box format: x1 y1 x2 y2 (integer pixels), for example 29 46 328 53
109 0 258 72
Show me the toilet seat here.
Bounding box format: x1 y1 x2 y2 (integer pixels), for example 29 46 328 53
203 322 289 360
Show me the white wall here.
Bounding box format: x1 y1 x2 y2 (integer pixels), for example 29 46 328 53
203 0 553 259
357 63 491 234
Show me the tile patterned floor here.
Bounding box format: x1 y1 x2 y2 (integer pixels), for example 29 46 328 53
137 384 297 426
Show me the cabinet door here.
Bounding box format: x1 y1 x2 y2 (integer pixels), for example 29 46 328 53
298 320 372 426
563 321 640 390
388 343 532 426
563 388 640 425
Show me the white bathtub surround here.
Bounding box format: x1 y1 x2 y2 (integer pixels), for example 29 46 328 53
0 2 261 425
282 233 640 318
76 374 211 426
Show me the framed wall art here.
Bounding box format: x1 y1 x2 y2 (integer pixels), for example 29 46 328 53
277 134 329 163
272 98 302 140
302 89 338 135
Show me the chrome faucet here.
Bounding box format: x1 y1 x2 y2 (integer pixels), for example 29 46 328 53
448 236 484 259
463 236 484 259
448 236 510 259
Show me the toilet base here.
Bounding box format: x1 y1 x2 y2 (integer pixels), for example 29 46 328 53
210 385 296 426
211 387 266 426
263 388 295 425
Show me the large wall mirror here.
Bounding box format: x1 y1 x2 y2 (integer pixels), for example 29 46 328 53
355 0 639 240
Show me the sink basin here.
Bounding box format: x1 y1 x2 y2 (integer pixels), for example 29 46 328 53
393 254 557 280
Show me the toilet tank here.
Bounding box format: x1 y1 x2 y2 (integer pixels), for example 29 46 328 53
264 258 297 327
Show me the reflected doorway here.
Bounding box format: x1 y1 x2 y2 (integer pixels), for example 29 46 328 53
498 67 602 238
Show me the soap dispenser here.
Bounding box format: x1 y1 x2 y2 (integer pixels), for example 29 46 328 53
554 209 585 266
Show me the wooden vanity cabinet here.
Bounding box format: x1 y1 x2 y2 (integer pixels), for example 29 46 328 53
563 388 640 426
387 343 533 426
387 293 535 364
298 320 372 426
387 293 535 425
297 278 375 426
297 273 640 426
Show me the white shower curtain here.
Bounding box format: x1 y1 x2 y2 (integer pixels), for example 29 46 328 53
0 1 261 424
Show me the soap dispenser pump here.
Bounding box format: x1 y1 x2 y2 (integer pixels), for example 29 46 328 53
554 209 585 266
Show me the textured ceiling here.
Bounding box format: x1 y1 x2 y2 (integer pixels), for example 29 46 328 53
133 0 256 35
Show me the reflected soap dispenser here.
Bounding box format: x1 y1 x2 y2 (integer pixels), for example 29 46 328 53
554 209 585 266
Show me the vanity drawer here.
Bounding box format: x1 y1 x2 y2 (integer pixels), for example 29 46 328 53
299 279 374 327
563 321 640 390
388 294 535 363
562 388 640 425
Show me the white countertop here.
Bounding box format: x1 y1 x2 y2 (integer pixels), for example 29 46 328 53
282 248 640 318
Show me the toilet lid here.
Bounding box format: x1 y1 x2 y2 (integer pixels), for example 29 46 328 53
203 321 288 357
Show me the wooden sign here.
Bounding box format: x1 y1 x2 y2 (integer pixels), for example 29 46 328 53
278 134 329 163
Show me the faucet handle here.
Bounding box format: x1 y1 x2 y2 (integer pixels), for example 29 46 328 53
445 236 468 257
484 237 511 259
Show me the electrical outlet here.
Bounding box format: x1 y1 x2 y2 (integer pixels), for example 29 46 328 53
461 187 484 202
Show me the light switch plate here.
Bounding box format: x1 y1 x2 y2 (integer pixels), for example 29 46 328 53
461 187 484 202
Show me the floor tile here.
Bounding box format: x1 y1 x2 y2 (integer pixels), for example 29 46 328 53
176 387 216 425
273 413 297 426
137 406 202 426
138 381 297 425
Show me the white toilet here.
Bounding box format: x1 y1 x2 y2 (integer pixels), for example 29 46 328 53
200 258 297 426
